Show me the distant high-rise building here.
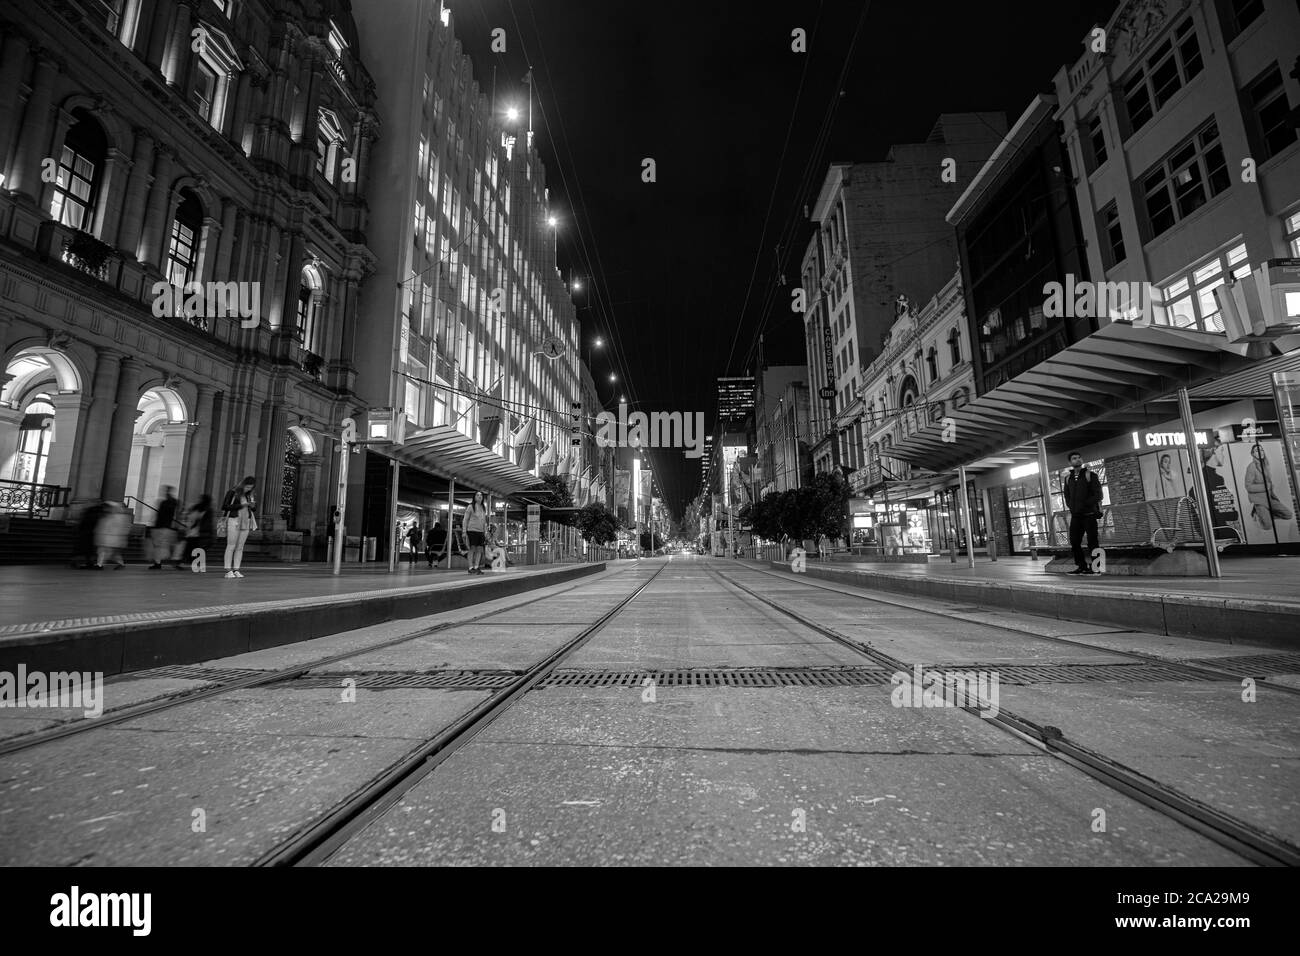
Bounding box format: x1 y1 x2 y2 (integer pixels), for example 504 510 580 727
716 376 756 428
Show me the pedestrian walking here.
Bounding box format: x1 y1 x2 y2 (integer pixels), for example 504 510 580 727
406 522 423 565
93 500 130 569
1064 451 1102 575
220 476 258 578
179 494 214 569
426 519 447 568
148 485 180 569
72 500 104 569
464 493 488 574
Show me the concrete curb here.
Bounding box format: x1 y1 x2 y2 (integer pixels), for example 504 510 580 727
764 561 1299 649
0 563 605 676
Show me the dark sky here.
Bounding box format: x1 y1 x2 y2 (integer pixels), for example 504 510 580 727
447 0 1118 520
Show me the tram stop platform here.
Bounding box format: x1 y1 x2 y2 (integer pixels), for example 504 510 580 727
0 561 604 676
758 553 1300 650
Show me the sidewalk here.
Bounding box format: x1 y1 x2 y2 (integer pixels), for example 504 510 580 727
761 554 1300 649
0 561 604 675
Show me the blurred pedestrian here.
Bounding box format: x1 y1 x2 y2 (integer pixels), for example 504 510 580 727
72 500 104 569
221 476 257 578
148 485 179 569
179 494 214 569
94 500 130 569
426 519 447 568
406 522 423 565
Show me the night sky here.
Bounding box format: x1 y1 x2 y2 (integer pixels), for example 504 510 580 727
445 0 1119 520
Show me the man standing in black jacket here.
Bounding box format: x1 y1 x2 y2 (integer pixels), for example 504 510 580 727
1064 452 1103 574
149 486 179 569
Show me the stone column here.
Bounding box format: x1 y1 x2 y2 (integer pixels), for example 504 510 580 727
196 214 220 283
99 357 145 502
114 129 154 255
92 146 130 243
0 30 31 174
214 198 237 280
181 384 216 501
136 146 175 268
163 0 195 89
228 68 253 151
144 0 174 73
71 350 123 506
8 51 59 202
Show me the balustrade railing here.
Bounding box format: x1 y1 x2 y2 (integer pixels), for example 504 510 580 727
0 479 70 517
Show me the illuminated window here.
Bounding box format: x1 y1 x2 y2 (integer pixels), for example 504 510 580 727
166 190 203 288
1140 120 1230 238
49 113 104 231
1286 211 1300 257
1158 242 1250 333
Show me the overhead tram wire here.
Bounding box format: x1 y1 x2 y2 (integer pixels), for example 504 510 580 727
514 0 648 421
718 0 825 377
724 0 873 376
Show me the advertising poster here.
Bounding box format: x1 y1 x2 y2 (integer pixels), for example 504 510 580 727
1228 439 1299 544
1139 448 1188 500
1195 436 1244 545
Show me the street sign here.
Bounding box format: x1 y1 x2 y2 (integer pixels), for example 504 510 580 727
819 386 836 400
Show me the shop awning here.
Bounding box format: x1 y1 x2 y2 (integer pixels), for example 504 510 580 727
380 425 543 498
889 322 1268 472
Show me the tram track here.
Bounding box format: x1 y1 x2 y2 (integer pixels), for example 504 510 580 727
255 561 668 866
0 563 640 758
703 562 1300 867
734 559 1300 695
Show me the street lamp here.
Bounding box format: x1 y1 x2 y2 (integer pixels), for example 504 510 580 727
506 106 520 122
547 216 557 229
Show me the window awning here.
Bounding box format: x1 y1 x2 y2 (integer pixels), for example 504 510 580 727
379 425 543 498
889 322 1270 472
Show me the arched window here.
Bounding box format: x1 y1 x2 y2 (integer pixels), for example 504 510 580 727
948 327 962 366
899 375 920 436
925 347 938 383
50 111 106 232
166 189 203 288
11 395 55 484
297 263 325 351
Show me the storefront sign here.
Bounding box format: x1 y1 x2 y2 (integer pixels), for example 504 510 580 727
1132 430 1208 448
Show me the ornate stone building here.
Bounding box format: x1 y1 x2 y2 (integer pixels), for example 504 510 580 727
0 0 378 554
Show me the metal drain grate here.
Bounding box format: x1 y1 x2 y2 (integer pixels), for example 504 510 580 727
287 670 522 690
540 666 893 688
1180 652 1300 677
127 664 268 684
931 661 1227 684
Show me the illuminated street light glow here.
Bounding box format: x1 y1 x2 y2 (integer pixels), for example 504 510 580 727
547 216 557 228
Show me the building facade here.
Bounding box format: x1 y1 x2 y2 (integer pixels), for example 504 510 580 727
0 0 378 555
349 0 580 550
800 113 1007 478
851 270 975 551
881 0 1300 559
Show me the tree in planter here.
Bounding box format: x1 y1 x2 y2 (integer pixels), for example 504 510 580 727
537 473 573 509
573 502 619 547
